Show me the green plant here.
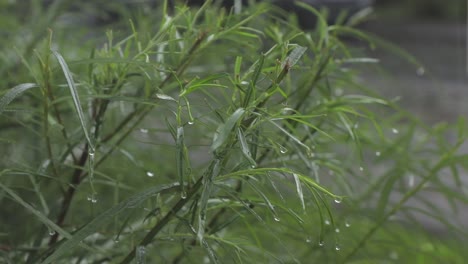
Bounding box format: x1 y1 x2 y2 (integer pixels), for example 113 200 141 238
1 1 467 263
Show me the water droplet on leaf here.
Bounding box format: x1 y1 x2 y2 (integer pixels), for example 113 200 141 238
306 237 312 243
335 228 340 233
48 230 56 236
139 128 149 133
87 194 98 203
274 216 280 222
181 191 187 199
334 197 342 204
279 145 288 154
359 166 364 171
392 128 399 134
345 221 351 228
319 241 325 247
324 220 330 225
375 151 381 157
146 171 154 177
188 121 194 125
335 245 341 251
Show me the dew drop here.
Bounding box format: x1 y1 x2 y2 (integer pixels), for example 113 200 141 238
139 128 149 133
335 245 341 251
188 121 195 125
319 241 325 247
48 230 56 236
181 191 187 199
306 237 312 243
334 197 342 204
392 128 399 134
87 194 98 203
335 228 340 233
324 220 330 225
353 123 359 129
375 151 381 157
345 221 351 228
114 239 120 244
274 216 280 222
416 67 425 76
240 81 249 85
88 151 95 158
146 171 154 177
250 164 256 169
279 145 288 154
359 166 364 171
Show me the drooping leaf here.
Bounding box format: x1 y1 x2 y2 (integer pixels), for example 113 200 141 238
0 83 39 114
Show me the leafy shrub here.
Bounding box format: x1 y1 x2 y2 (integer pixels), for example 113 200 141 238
0 1 466 263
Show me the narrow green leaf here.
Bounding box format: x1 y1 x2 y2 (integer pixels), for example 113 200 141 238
52 50 94 151
282 45 307 69
176 126 186 198
180 73 228 97
292 173 305 211
0 83 39 114
211 108 245 151
237 128 256 167
0 181 72 240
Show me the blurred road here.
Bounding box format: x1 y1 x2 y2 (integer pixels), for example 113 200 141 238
357 20 468 235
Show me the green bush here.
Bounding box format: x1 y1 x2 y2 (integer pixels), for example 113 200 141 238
1 1 467 263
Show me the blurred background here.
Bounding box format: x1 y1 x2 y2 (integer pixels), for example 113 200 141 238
364 0 467 124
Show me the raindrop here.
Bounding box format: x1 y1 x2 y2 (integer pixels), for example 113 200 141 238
324 220 330 225
240 81 249 85
345 221 351 228
136 245 146 264
306 237 312 243
319 241 325 247
114 239 120 244
48 229 56 236
146 171 154 177
88 151 95 158
334 88 344 96
335 228 340 233
274 216 280 222
87 194 98 203
359 166 364 171
408 174 415 188
181 191 187 199
375 151 381 157
188 121 195 125
335 244 341 251
139 128 149 133
416 67 425 76
389 251 399 260
334 197 342 204
250 164 256 169
279 145 288 154
392 128 399 134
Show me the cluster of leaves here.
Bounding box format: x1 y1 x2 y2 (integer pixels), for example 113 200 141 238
0 0 467 263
